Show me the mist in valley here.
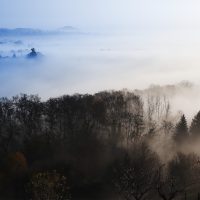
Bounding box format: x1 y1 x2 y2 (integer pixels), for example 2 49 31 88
1 29 200 99
1 30 200 120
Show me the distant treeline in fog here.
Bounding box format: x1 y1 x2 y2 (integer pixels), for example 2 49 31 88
1 90 200 199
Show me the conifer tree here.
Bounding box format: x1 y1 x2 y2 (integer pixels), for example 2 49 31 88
174 115 188 142
190 111 200 137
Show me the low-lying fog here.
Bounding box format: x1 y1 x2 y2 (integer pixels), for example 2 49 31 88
1 30 200 117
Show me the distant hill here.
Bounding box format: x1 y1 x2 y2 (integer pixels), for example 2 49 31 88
0 26 81 36
58 26 79 32
0 28 45 36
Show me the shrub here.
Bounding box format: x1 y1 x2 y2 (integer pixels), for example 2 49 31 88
27 170 71 200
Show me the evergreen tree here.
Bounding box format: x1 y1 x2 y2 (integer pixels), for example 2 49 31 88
190 111 200 137
174 115 188 142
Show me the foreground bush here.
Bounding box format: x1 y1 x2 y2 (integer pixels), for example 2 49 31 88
27 171 71 200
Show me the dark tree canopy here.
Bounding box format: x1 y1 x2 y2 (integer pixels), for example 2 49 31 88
113 142 160 200
0 92 199 200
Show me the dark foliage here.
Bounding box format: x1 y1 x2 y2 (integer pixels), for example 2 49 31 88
0 91 200 199
174 115 188 143
0 91 144 199
190 111 200 137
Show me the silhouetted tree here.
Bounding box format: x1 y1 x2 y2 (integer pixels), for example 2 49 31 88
156 153 200 200
174 115 188 142
113 142 160 200
0 97 18 154
190 111 200 137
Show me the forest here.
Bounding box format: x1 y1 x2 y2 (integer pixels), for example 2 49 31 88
1 90 200 200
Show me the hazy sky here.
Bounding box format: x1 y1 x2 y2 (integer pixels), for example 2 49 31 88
2 0 200 114
1 0 200 121
1 0 200 31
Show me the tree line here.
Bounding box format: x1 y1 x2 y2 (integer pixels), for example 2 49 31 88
0 91 200 199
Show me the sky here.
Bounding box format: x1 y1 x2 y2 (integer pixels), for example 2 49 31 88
1 0 200 119
1 0 200 31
